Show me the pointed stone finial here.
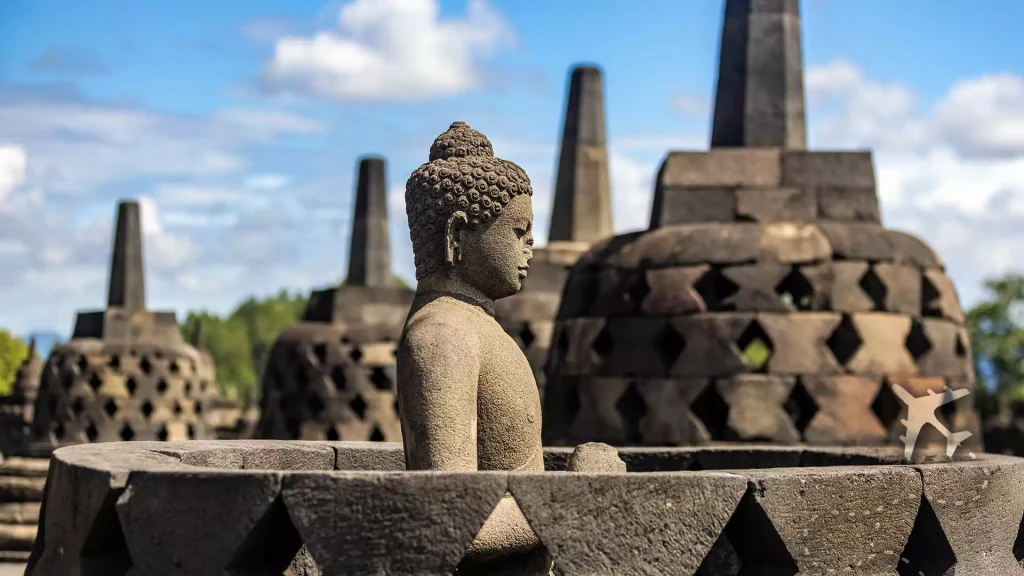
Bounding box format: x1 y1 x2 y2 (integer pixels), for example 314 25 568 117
107 200 146 310
710 0 807 149
549 65 613 244
26 336 37 360
191 318 204 349
346 156 392 287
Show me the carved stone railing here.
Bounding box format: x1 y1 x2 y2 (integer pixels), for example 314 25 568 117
26 441 1024 575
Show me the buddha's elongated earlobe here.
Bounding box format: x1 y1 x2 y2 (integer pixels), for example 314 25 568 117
445 211 469 266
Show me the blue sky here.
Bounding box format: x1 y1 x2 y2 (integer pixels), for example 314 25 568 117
1 0 1023 336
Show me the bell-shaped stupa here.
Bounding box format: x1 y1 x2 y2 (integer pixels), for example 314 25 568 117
494 65 614 401
30 201 219 445
256 156 414 441
543 0 980 452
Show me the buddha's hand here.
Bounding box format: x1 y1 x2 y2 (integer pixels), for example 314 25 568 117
565 442 626 473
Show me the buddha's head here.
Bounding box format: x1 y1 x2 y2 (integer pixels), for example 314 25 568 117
406 121 535 300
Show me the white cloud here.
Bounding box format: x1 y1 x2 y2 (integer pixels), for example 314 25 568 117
261 0 513 101
244 173 291 190
670 92 711 116
0 144 27 208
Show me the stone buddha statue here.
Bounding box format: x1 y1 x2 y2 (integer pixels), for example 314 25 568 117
399 122 624 573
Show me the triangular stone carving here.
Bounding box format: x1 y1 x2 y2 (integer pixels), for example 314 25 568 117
79 488 132 576
455 492 555 576
226 495 320 576
897 497 956 576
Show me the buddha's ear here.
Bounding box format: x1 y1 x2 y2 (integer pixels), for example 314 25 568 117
444 211 469 266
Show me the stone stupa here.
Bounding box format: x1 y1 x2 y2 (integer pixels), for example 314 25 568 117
0 338 42 455
542 0 980 451
494 65 614 401
256 156 414 441
30 201 219 445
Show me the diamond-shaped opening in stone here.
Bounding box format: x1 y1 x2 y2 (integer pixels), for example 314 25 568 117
456 494 555 575
556 329 570 359
79 487 132 576
827 315 864 366
104 398 118 418
955 332 968 357
369 426 385 442
54 422 65 441
349 395 367 419
719 488 798 576
139 356 152 375
195 401 204 416
694 531 741 576
921 275 942 317
1013 512 1024 566
168 360 180 375
126 377 138 396
350 347 364 363
616 383 647 443
88 372 103 392
312 342 329 366
156 379 169 395
591 325 614 359
519 323 536 349
330 366 348 391
285 418 301 439
184 381 192 395
872 379 902 430
694 267 740 311
108 355 121 371
785 380 819 435
939 391 958 426
737 321 773 372
775 267 815 311
86 422 99 442
225 495 318 576
187 424 195 439
898 497 956 576
157 425 169 441
308 394 325 417
62 372 75 390
173 401 183 415
140 400 154 419
76 354 89 372
72 397 86 416
370 367 393 391
326 427 340 441
859 265 888 311
653 323 687 372
120 423 135 441
905 320 933 361
691 381 730 441
626 271 651 311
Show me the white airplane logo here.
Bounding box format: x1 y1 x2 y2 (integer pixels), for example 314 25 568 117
890 383 973 459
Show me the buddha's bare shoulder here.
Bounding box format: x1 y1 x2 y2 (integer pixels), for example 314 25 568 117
401 295 489 353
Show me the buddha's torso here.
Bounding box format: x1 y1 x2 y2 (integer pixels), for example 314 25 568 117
398 293 544 472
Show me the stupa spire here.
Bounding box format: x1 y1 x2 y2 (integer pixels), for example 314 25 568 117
106 200 146 310
549 65 613 244
710 0 807 149
346 156 392 287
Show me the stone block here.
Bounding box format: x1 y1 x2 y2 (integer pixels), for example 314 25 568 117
874 263 922 315
659 149 782 188
758 222 831 263
616 224 763 268
782 150 876 188
817 186 881 222
570 378 638 445
889 230 943 268
800 376 888 445
717 375 800 442
818 222 894 261
721 264 792 312
283 471 508 576
329 441 405 471
634 379 712 445
844 313 917 376
551 318 606 377
642 266 708 316
670 314 752 377
509 472 747 575
565 443 626 473
922 269 965 323
735 187 816 222
748 466 920 574
758 313 844 374
595 318 678 378
0 476 45 503
556 267 600 319
918 318 973 378
829 261 874 312
694 446 802 469
0 502 40 525
651 187 736 226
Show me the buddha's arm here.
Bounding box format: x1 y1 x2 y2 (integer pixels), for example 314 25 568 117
398 321 480 471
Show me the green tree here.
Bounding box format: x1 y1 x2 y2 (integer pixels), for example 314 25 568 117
965 274 1024 418
0 330 29 395
393 275 413 290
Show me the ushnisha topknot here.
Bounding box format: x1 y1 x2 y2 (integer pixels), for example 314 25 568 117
406 121 534 280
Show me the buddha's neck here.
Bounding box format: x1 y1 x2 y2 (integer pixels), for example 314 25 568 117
416 272 496 316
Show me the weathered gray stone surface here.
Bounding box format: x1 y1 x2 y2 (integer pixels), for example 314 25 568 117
26 442 1024 575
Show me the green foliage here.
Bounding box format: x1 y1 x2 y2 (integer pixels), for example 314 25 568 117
393 275 412 290
181 290 307 402
965 274 1024 417
0 330 29 395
